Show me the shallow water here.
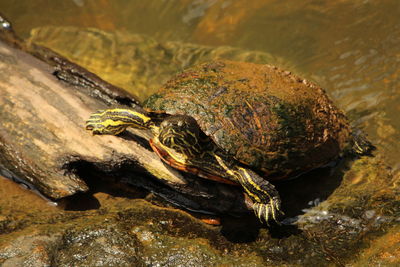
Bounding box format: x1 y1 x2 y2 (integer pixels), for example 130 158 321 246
0 1 399 265
1 0 398 174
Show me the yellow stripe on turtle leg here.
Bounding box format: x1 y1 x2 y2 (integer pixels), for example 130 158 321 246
213 153 282 223
237 167 274 201
215 155 262 202
214 154 236 176
108 108 152 124
86 108 153 135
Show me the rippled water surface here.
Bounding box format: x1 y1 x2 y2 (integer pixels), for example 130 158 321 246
0 1 399 265
2 0 398 174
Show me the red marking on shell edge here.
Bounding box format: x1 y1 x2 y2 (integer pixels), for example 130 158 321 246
149 139 238 186
200 217 221 226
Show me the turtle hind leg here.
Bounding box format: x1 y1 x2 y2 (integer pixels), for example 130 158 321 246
351 128 376 156
235 167 283 224
86 108 152 135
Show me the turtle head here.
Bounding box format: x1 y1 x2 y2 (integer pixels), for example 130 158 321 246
158 115 204 158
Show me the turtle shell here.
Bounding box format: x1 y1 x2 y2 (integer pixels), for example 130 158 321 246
144 60 351 180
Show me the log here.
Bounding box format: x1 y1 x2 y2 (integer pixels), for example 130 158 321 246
0 37 190 199
0 22 249 216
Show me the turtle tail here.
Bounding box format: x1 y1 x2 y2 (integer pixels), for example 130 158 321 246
350 128 375 156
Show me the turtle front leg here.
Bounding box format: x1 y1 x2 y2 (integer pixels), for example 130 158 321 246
214 155 282 223
235 167 282 223
86 108 152 135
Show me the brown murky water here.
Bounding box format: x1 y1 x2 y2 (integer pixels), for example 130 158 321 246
1 0 398 174
0 0 399 265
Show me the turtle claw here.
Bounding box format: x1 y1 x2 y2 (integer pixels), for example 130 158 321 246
85 110 119 135
252 196 283 224
230 167 283 224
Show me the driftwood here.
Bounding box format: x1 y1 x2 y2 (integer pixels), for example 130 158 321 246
0 36 190 200
0 22 249 216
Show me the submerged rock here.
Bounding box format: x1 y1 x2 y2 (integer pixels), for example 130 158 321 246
28 26 292 102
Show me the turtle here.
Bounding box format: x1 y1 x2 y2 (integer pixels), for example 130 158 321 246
85 60 373 223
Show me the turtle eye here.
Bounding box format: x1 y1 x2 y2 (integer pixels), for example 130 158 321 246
160 120 172 129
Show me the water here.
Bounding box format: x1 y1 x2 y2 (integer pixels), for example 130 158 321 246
0 1 399 265
1 0 398 174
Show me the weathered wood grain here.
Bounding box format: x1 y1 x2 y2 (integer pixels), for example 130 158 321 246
0 39 187 199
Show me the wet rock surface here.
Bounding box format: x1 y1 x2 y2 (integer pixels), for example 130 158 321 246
1 155 398 267
0 178 264 266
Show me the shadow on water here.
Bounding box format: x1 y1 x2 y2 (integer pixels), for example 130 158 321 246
219 157 353 243
58 153 355 244
277 159 348 219
218 214 302 243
